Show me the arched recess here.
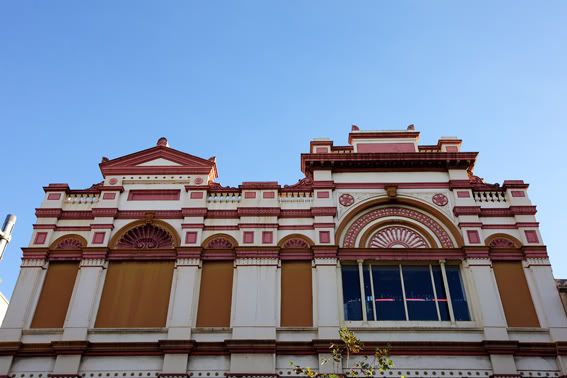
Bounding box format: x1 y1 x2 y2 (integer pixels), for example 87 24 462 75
336 195 464 248
278 234 314 249
49 234 87 250
109 220 180 249
485 233 523 248
202 233 238 249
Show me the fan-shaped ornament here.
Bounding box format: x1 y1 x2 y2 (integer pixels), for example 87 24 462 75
489 238 516 248
368 226 429 248
55 237 85 250
116 224 174 249
281 238 310 249
206 237 234 249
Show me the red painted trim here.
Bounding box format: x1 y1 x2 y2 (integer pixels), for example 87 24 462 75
348 131 420 143
339 248 465 261
33 224 56 230
244 192 257 199
279 210 312 218
102 193 116 200
525 230 539 243
511 190 526 197
457 191 471 198
55 226 91 231
311 207 337 217
91 224 114 230
116 210 183 219
203 225 239 231
185 232 198 244
190 192 204 199
262 192 275 199
278 225 314 230
181 223 204 229
334 182 450 189
238 207 281 217
201 250 235 260
47 193 61 200
207 210 238 219
92 232 105 245
453 206 537 217
466 230 481 244
458 223 483 228
319 231 330 243
240 224 278 229
182 208 208 217
262 231 273 244
316 191 330 198
357 142 416 153
127 189 180 201
240 182 279 189
313 223 335 228
34 232 48 245
243 231 254 244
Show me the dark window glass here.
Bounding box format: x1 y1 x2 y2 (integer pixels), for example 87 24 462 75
402 266 438 321
446 266 470 321
363 265 375 321
341 265 362 320
372 266 406 320
432 266 450 321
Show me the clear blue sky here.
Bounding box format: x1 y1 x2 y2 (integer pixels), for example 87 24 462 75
1 1 566 298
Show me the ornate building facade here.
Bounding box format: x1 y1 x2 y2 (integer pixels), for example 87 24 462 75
0 127 565 377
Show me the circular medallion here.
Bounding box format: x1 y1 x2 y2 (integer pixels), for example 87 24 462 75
195 177 204 185
339 193 355 207
432 193 448 206
108 178 118 185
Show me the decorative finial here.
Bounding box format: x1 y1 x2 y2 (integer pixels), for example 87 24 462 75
351 124 360 131
407 124 415 131
157 137 169 147
101 156 109 163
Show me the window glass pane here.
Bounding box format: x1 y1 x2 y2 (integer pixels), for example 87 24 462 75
341 265 362 320
402 266 438 321
432 266 450 321
446 266 471 321
372 266 406 320
363 265 375 321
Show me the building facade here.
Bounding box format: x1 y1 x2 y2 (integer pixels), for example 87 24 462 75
0 127 566 377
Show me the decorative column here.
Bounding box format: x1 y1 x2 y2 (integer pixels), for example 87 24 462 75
0 255 47 375
160 250 201 377
229 251 278 374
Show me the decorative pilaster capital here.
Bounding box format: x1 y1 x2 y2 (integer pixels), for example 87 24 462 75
80 258 107 268
176 258 200 267
314 257 338 266
21 258 47 268
235 257 278 266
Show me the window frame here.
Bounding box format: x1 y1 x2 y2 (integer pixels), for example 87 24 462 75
339 260 473 326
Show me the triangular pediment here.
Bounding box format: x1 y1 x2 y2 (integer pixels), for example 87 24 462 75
99 142 217 178
136 158 183 167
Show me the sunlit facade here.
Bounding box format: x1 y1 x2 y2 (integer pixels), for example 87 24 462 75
0 127 565 377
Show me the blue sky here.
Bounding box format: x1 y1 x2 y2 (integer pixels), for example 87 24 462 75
1 1 566 298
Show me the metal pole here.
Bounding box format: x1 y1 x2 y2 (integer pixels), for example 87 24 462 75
0 214 16 261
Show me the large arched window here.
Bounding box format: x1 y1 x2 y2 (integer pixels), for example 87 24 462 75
95 221 177 328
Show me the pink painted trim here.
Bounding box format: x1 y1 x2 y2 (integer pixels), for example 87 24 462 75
339 248 465 262
127 189 180 201
334 182 450 189
243 231 254 244
244 192 257 199
34 232 48 245
262 231 273 244
181 223 204 229
185 232 198 244
357 142 416 153
445 146 458 152
525 230 539 243
511 190 526 197
55 226 91 231
278 225 314 230
316 191 330 199
466 230 481 244
47 193 61 200
33 224 56 230
456 191 471 198
313 223 335 228
239 224 278 229
203 225 239 231
102 193 116 200
319 231 330 243
458 222 483 228
92 232 105 245
91 224 114 230
190 192 204 199
314 147 328 153
262 192 275 199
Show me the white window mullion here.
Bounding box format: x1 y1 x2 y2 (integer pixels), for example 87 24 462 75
357 260 367 322
440 260 456 323
368 263 377 321
399 264 409 321
429 264 441 321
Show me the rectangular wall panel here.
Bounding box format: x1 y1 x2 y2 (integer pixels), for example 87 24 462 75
31 262 79 328
281 261 313 327
196 261 234 327
95 261 174 328
493 261 540 328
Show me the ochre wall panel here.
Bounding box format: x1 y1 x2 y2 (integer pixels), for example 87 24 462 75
95 261 174 328
31 262 79 328
493 261 540 328
196 261 233 327
281 261 313 327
